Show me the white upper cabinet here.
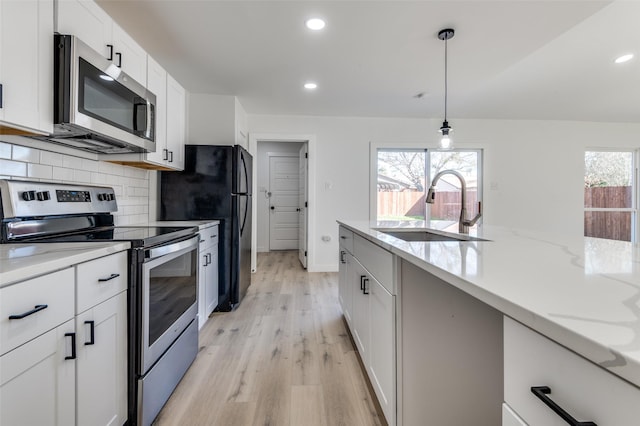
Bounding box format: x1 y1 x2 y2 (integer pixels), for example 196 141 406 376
0 0 53 134
56 0 147 85
166 74 186 170
144 55 169 167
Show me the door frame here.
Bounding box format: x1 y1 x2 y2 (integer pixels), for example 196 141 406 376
249 133 316 272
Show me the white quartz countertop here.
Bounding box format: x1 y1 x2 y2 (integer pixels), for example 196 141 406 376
0 242 130 287
338 220 640 388
146 220 220 229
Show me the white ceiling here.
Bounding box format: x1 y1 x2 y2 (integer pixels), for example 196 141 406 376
96 0 639 123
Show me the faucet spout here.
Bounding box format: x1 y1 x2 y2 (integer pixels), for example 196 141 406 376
426 169 481 234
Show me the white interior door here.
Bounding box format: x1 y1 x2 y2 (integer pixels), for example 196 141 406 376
269 155 299 250
298 144 309 268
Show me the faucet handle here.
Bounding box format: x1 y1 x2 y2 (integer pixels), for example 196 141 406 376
463 201 482 227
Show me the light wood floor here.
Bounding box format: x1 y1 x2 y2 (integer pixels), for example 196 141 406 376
154 251 385 426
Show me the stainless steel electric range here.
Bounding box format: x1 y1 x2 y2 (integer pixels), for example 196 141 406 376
0 179 199 426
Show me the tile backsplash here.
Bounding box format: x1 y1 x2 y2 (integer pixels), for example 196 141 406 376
0 141 151 225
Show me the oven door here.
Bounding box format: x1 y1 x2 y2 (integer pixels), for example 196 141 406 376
140 235 198 373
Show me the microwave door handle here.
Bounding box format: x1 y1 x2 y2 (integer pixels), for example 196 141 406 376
133 98 150 137
146 101 153 139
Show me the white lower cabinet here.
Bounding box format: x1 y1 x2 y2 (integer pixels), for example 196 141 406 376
0 251 128 426
0 318 76 426
198 223 219 329
76 292 127 426
338 227 396 426
504 316 640 426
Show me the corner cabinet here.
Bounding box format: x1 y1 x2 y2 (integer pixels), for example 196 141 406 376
0 251 128 426
0 0 53 135
338 226 396 426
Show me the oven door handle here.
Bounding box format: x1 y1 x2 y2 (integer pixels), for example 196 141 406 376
145 235 199 260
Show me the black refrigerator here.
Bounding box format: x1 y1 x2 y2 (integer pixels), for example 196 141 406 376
160 145 252 311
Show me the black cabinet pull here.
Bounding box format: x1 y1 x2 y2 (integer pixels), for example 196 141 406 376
65 333 77 360
9 304 48 320
169 151 174 163
98 273 120 282
106 44 113 60
531 386 597 426
0 83 3 108
84 321 95 345
340 250 346 264
163 148 168 161
115 52 122 68
363 277 369 295
203 254 208 266
360 275 366 291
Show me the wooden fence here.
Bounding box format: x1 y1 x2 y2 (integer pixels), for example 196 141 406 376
584 186 632 241
377 190 477 220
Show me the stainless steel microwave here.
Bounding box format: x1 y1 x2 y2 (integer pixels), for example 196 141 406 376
50 34 156 154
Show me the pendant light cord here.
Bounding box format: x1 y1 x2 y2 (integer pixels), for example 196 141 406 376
444 36 448 122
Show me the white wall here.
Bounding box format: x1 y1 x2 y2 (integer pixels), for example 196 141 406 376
248 114 640 271
0 140 151 225
255 141 303 252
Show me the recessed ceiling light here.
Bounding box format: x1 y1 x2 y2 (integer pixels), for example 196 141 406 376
615 53 634 64
305 18 325 31
304 82 318 90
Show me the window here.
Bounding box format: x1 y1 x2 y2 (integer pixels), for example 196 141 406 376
375 148 482 229
584 150 638 242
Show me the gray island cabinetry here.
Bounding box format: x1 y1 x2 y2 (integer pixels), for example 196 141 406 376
338 221 640 426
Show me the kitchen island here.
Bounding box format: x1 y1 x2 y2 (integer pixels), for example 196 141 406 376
338 220 640 425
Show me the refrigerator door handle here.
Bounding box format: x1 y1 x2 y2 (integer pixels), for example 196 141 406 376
240 195 249 235
241 150 249 194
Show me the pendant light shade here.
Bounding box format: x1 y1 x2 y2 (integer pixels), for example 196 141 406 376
438 28 454 149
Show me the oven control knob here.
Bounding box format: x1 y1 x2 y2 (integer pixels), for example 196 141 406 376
21 191 36 201
98 193 105 201
36 191 50 201
108 193 115 201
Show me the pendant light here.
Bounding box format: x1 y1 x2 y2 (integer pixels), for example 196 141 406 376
438 28 454 149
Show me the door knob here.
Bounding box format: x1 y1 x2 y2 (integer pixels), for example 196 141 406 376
296 208 301 212
270 206 275 210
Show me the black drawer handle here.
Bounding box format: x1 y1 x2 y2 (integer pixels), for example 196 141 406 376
340 250 346 263
98 273 120 282
84 320 95 345
8 304 48 320
360 275 366 291
363 277 369 295
531 386 597 426
65 332 76 360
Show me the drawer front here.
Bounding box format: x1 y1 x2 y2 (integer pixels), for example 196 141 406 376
199 225 218 248
353 234 394 294
77 252 128 314
504 317 640 425
339 226 354 254
1 268 75 355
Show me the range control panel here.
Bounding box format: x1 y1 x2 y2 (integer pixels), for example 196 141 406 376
0 180 117 219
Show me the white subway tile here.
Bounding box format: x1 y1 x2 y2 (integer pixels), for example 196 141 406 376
52 167 74 181
91 172 108 184
0 142 11 159
27 163 53 179
40 151 64 167
73 169 91 183
0 159 27 177
62 155 83 169
12 146 40 163
80 158 97 171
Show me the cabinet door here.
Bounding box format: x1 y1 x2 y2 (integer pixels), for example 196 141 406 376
166 74 186 170
0 0 53 133
351 259 370 362
198 245 210 330
338 247 353 326
111 22 147 85
368 277 395 426
206 244 219 316
56 0 113 59
76 292 127 426
0 319 75 426
146 55 168 166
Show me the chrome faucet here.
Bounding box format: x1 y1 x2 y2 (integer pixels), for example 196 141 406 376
426 169 482 234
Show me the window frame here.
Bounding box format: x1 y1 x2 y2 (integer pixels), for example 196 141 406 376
370 143 483 224
584 148 639 243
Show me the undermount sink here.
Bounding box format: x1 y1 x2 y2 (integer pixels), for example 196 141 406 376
376 229 488 242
